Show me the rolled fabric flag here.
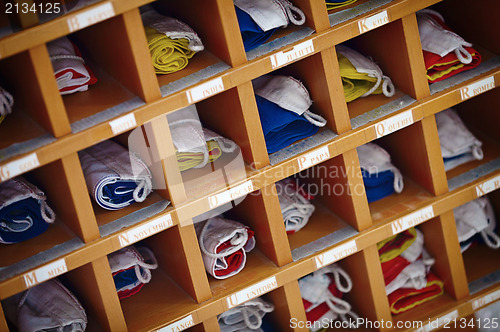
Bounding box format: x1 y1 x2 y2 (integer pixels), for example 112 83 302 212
454 197 500 251
275 178 315 233
108 245 158 300
377 228 417 263
357 142 404 203
218 298 275 332
79 140 153 211
325 0 357 10
386 252 435 296
388 272 444 314
197 216 256 279
436 108 483 171
253 75 327 154
417 9 481 83
336 45 395 102
141 9 204 74
0 177 56 244
234 0 306 51
47 36 97 95
3 279 87 332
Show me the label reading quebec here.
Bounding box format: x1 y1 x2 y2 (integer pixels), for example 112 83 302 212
297 146 330 171
0 153 40 182
476 174 500 197
226 276 278 309
270 39 314 69
391 205 434 235
119 214 173 247
186 77 224 104
157 315 195 332
314 240 357 269
460 76 495 101
23 259 67 288
472 289 500 310
358 10 389 33
109 113 137 135
208 180 254 209
375 109 414 138
67 2 115 32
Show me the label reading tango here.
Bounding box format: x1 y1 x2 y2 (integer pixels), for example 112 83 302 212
157 315 195 332
119 214 173 247
314 240 357 269
298 146 330 171
460 76 495 100
23 259 67 288
109 113 137 135
226 276 278 309
375 110 414 138
0 153 39 182
472 289 500 310
358 10 389 33
208 180 254 209
67 2 115 32
476 174 500 197
186 77 224 104
270 39 314 69
391 205 434 235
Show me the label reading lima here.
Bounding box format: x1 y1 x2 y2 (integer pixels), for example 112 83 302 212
186 77 224 104
391 205 434 235
109 113 137 135
226 276 278 308
314 240 357 269
460 76 495 100
298 146 330 171
358 10 389 33
476 174 500 197
270 39 314 69
157 315 195 332
23 259 67 288
0 153 39 182
119 214 173 247
375 109 414 138
208 180 254 209
67 2 115 32
472 289 500 310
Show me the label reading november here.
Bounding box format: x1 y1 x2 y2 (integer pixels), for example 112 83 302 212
314 240 357 269
109 113 137 135
391 205 434 235
226 276 278 309
270 39 314 69
208 180 254 209
460 76 495 101
297 146 330 171
186 77 224 104
67 2 115 32
119 214 173 247
0 153 39 182
476 174 500 197
375 109 414 138
23 259 67 288
358 10 389 33
157 315 195 332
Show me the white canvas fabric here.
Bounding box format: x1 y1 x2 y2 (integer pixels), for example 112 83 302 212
218 298 274 332
197 216 256 279
417 9 473 64
108 246 158 292
203 128 238 155
436 108 483 171
47 36 93 95
336 45 395 98
0 86 13 116
168 105 206 157
275 179 315 233
234 0 305 32
386 251 435 295
400 228 425 263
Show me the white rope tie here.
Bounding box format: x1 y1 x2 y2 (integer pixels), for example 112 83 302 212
303 110 327 127
241 306 263 330
133 177 152 203
134 247 158 284
0 87 14 116
199 222 249 259
472 145 484 160
455 45 473 64
34 194 56 224
391 167 404 194
214 137 238 153
382 75 395 97
481 229 500 249
50 54 85 63
275 0 306 25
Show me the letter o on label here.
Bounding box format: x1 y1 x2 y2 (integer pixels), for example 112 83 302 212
208 196 219 208
376 123 385 136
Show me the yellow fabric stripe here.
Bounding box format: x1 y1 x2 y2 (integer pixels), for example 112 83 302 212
390 279 444 314
326 0 357 10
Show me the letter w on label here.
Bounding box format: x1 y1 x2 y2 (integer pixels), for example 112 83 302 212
226 276 278 309
23 259 67 288
391 205 434 235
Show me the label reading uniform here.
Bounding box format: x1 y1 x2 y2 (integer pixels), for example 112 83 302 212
23 259 67 288
375 110 414 138
119 214 173 247
157 315 195 332
109 113 137 135
460 76 495 100
391 205 434 235
67 2 115 32
314 240 357 269
226 276 278 309
297 146 330 171
358 10 389 33
0 153 39 181
208 180 254 209
472 289 500 310
476 174 500 197
186 77 224 104
270 39 314 69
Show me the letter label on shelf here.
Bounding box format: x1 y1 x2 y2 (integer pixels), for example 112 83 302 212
460 76 495 101
375 110 414 138
472 289 500 310
314 240 358 269
358 10 389 33
157 315 195 332
67 2 115 32
391 205 434 235
186 77 224 104
0 153 40 182
226 276 278 309
476 174 500 197
208 180 254 209
119 214 173 247
23 259 67 288
297 146 331 171
270 40 314 69
109 113 137 135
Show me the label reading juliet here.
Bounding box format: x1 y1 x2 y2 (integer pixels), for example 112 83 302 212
67 2 115 32
157 315 195 332
0 153 40 182
226 277 278 309
314 240 357 269
119 214 173 247
358 10 389 33
375 110 414 138
476 174 500 197
297 146 331 171
186 77 224 104
270 39 314 69
391 205 434 235
208 180 254 209
460 76 495 101
23 259 67 288
109 113 137 135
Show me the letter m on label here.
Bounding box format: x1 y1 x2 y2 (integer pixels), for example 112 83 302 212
24 272 38 287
